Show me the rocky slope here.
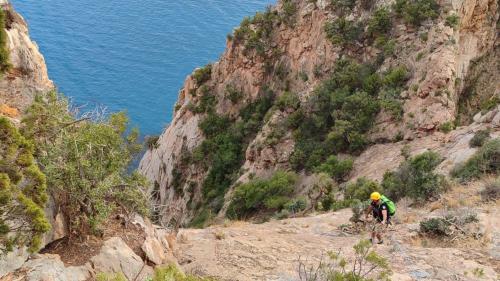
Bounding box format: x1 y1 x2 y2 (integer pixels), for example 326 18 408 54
176 184 500 280
0 2 53 120
139 0 499 226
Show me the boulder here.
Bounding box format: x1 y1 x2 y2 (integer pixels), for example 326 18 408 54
90 237 144 280
141 236 166 265
22 254 90 281
0 247 29 278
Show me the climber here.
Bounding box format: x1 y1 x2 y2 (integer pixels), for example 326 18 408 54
365 192 396 245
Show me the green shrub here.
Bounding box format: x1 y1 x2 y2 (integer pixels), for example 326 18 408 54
22 92 149 235
367 8 392 37
276 91 300 111
0 117 50 254
193 64 212 86
298 240 391 281
419 217 451 236
445 14 459 28
192 86 218 114
96 272 127 281
0 10 11 73
452 138 500 181
469 129 490 147
394 0 440 26
330 0 357 13
284 197 307 213
420 211 478 237
232 8 278 58
227 171 298 219
438 121 455 133
480 178 500 202
383 66 408 88
324 17 363 47
192 91 275 215
225 85 243 104
152 264 217 281
315 155 353 182
145 135 160 150
382 151 446 201
344 177 381 201
281 0 297 25
380 98 404 120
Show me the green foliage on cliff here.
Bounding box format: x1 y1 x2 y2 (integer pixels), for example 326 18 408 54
227 171 298 219
22 92 149 235
289 59 408 172
394 0 440 26
0 10 12 73
324 17 363 48
193 64 212 86
0 117 50 254
191 90 275 219
451 138 500 182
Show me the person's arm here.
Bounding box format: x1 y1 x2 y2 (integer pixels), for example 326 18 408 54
365 205 373 219
381 209 388 224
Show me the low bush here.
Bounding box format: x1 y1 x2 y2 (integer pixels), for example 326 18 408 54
225 85 243 104
438 121 455 133
315 155 353 182
324 17 363 48
344 177 381 201
297 240 391 281
480 178 500 202
445 14 459 28
98 264 216 281
276 91 300 111
394 0 440 26
192 64 212 86
145 135 160 150
227 171 298 219
469 129 490 147
382 151 447 201
330 0 357 13
281 0 297 26
419 210 478 237
451 138 500 182
367 8 392 38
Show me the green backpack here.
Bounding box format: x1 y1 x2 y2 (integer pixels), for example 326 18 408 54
380 195 396 216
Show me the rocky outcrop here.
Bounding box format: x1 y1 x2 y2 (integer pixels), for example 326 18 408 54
0 3 53 118
3 217 176 281
352 105 500 181
140 0 499 226
176 195 499 280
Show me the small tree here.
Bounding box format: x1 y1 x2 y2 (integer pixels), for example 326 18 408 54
22 92 149 236
0 10 12 73
298 240 391 281
0 117 50 254
382 151 447 201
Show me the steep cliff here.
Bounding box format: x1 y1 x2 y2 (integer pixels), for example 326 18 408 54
0 2 53 120
140 0 499 226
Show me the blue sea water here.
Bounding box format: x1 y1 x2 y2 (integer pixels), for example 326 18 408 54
11 0 275 136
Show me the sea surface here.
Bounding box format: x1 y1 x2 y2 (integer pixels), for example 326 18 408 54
12 0 275 136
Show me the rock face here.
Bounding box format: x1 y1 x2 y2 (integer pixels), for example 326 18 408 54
139 0 499 226
176 196 499 280
90 237 147 280
0 3 53 117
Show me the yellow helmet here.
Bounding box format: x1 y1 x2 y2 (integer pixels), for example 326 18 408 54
370 192 381 201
